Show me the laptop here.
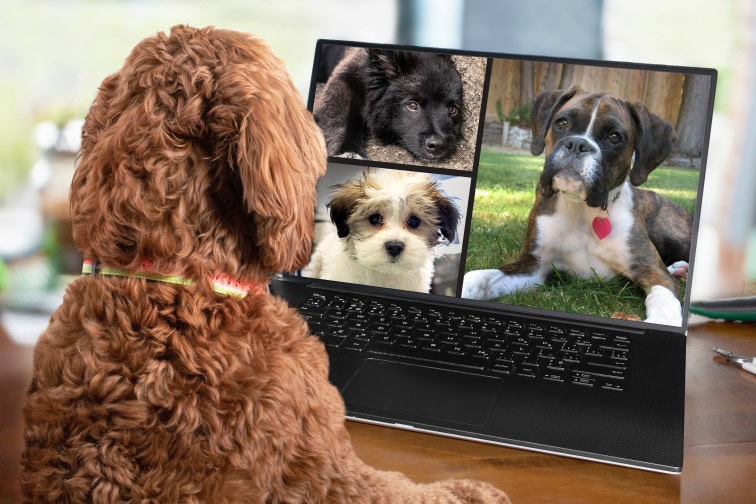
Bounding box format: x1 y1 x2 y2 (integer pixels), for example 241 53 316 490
270 40 717 474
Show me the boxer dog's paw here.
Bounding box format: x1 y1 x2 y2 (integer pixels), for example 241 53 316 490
462 269 506 300
644 285 683 326
667 260 689 280
462 269 542 300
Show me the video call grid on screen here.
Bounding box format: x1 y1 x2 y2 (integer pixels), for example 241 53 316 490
303 40 716 328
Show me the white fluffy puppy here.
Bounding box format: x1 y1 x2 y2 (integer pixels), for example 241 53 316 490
303 169 459 293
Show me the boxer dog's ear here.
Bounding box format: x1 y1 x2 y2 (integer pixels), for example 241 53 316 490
530 85 582 155
627 102 677 186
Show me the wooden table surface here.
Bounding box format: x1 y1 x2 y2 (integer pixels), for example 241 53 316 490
1 320 754 503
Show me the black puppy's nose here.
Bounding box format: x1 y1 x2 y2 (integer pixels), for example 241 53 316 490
425 136 446 153
564 137 596 155
385 241 405 258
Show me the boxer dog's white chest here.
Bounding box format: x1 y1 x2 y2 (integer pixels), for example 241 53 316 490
534 181 634 279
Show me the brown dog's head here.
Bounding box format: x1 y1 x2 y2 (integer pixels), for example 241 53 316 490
71 25 326 284
530 86 676 208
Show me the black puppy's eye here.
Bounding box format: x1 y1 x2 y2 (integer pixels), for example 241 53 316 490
368 213 383 226
407 215 421 229
555 118 569 130
607 132 622 144
448 105 459 117
407 101 420 111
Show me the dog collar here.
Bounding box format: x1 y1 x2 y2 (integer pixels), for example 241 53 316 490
81 260 267 299
592 184 626 240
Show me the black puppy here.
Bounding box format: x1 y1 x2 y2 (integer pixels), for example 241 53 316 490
314 48 464 162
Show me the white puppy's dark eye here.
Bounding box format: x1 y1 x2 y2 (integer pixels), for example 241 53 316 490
407 101 420 111
607 132 622 144
555 118 569 130
368 213 383 226
407 215 421 229
448 105 459 117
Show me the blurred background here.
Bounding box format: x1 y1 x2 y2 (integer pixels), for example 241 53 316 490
0 0 752 343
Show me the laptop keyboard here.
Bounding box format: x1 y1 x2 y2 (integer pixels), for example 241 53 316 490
299 291 630 392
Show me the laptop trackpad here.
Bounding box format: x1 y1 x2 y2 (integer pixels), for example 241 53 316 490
341 358 500 426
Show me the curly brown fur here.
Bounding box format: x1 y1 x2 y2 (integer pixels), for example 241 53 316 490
20 25 509 503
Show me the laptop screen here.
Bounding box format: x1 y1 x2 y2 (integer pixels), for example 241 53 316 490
301 41 716 329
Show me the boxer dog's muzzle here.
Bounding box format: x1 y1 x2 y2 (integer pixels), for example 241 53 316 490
539 134 610 208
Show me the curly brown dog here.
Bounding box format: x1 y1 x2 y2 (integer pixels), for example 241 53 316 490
20 26 510 503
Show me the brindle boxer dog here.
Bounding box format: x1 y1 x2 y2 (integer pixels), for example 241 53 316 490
463 86 692 326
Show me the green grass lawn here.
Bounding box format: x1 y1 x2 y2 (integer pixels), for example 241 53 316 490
465 149 700 320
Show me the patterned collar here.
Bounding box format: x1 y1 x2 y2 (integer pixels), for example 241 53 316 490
81 259 267 299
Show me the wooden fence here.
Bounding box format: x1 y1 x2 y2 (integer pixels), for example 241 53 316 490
486 59 687 127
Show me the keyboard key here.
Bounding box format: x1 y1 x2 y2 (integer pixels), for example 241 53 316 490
398 339 419 349
415 328 435 338
571 376 595 387
543 371 565 382
609 350 628 361
516 367 537 378
394 328 413 338
349 320 368 330
350 330 370 341
305 293 327 306
591 330 607 341
438 333 458 344
584 345 604 358
586 360 626 371
569 328 586 338
422 342 442 353
536 351 557 361
575 366 626 380
486 340 508 352
600 380 624 392
491 362 512 374
373 334 396 345
444 345 466 356
341 339 369 352
413 321 435 332
469 349 490 361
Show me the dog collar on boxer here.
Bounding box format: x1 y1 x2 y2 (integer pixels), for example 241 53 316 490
81 259 267 298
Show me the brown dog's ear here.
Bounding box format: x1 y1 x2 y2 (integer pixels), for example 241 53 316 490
327 177 367 238
209 37 327 275
79 72 121 155
434 193 460 243
327 195 352 239
627 102 677 186
530 86 582 155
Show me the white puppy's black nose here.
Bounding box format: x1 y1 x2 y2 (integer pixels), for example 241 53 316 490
385 240 405 258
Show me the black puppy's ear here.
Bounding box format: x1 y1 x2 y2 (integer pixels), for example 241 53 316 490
435 194 460 243
530 86 582 155
627 101 677 186
367 49 419 83
327 178 366 238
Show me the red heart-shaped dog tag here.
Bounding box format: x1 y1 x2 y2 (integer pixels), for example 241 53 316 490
592 216 612 240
